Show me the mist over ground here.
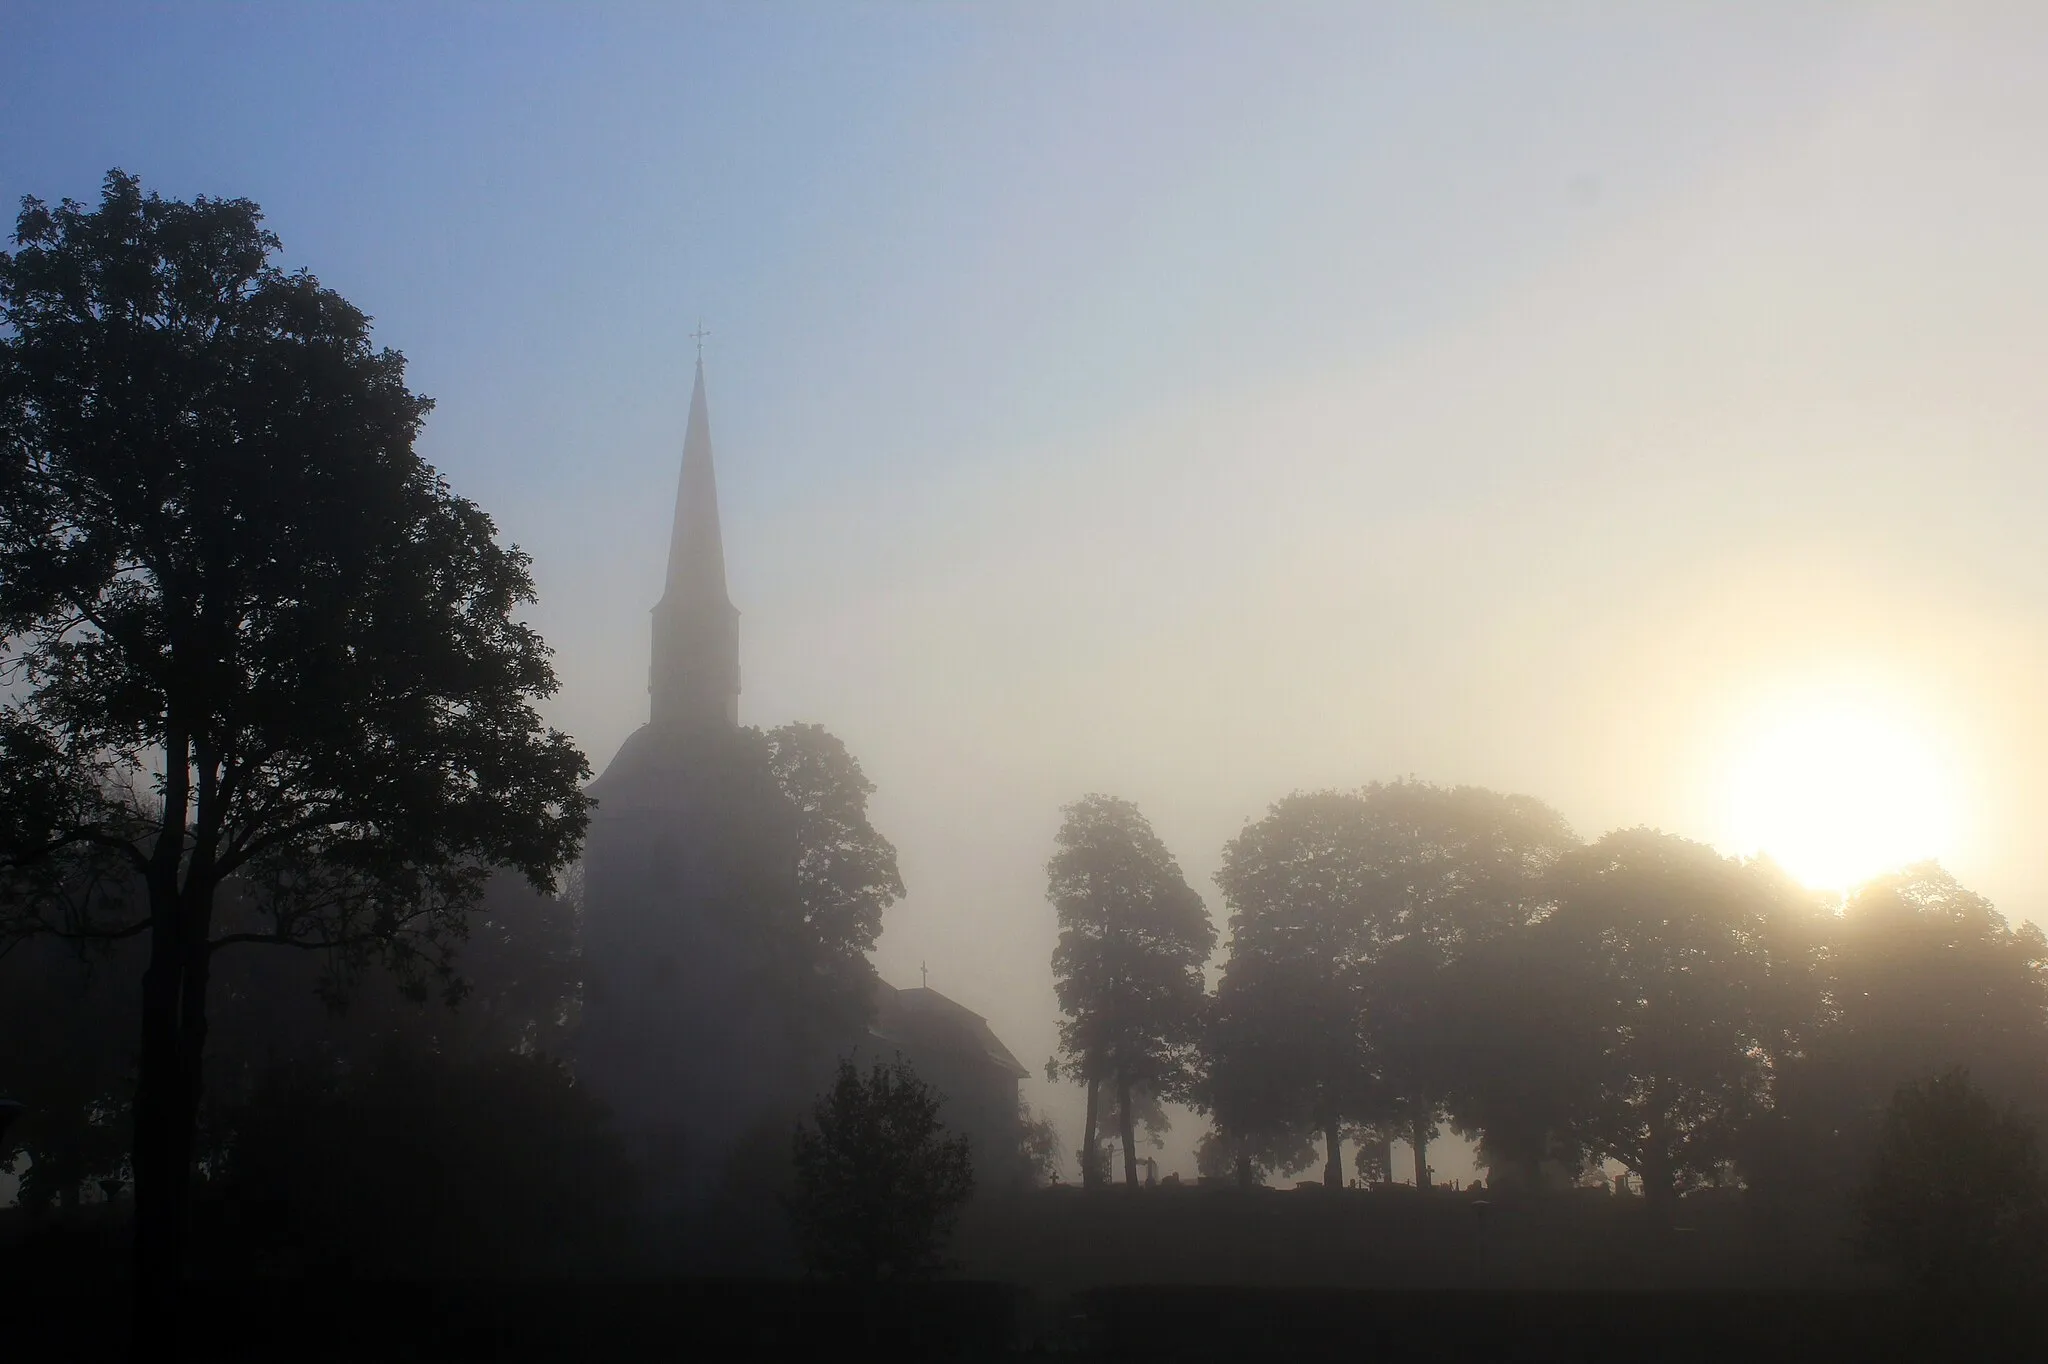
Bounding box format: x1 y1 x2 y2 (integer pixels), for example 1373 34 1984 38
8 2 2048 1188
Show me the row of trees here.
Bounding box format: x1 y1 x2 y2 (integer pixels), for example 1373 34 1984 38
1047 785 2048 1225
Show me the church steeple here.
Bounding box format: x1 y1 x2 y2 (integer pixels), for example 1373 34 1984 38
650 358 740 730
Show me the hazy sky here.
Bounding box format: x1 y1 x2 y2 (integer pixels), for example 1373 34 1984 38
8 2 2048 1178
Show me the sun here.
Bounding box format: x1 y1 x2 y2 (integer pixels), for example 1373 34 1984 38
1713 681 1962 893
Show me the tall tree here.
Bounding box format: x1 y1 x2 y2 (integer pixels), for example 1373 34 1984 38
1212 791 1378 1187
1435 926 1599 1191
752 721 905 1036
1195 968 1323 1187
0 173 588 1350
1048 794 1213 1188
1764 864 2048 1209
1538 829 1780 1223
1345 781 1577 1187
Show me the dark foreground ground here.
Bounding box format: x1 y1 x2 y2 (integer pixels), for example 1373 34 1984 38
12 1279 2046 1363
8 1190 2042 1360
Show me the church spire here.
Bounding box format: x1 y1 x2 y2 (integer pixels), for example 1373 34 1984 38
650 357 740 730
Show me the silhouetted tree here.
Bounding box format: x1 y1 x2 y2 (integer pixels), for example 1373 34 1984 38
0 932 139 1211
209 1042 635 1276
1539 830 1780 1224
196 870 584 1130
752 722 905 1037
1018 1102 1064 1186
1345 781 1578 1188
787 1057 974 1281
1766 865 2048 1214
1193 1119 1320 1189
1436 928 1597 1191
0 172 589 1347
1858 1068 2048 1294
1048 795 1213 1188
1096 1080 1171 1171
1345 1119 1403 1187
1194 963 1324 1187
1212 792 1380 1187
2 870 581 1230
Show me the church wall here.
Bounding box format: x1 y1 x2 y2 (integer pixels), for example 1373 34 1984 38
577 725 808 1210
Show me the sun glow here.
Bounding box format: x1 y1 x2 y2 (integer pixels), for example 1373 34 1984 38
1714 681 1962 893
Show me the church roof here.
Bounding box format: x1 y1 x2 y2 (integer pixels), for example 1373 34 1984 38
662 358 729 610
647 356 742 731
869 982 1031 1081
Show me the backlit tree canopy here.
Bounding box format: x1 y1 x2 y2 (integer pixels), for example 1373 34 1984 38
0 170 589 1342
1049 794 1213 1188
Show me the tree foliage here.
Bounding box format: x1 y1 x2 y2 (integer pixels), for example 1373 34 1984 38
207 1042 635 1276
1 871 585 1218
1759 863 2048 1212
1018 1102 1065 1186
0 933 137 1210
1192 1115 1320 1189
1195 961 1328 1186
1207 783 1574 1189
1435 928 1598 1191
787 1057 974 1281
0 170 589 1331
1348 781 1578 1185
1857 1068 2048 1294
751 721 904 1033
1534 829 1783 1219
1210 791 1381 1187
1047 794 1213 1188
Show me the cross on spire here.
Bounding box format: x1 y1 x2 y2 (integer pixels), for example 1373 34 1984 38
690 319 711 360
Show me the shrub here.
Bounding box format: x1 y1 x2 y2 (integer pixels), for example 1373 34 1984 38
787 1057 973 1280
1857 1068 2048 1294
209 1043 635 1275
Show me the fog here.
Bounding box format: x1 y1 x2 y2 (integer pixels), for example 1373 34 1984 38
11 3 2048 1183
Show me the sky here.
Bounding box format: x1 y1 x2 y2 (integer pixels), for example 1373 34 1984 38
7 1 2048 1180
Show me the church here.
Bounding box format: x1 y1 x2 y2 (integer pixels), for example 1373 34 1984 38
576 358 1029 1212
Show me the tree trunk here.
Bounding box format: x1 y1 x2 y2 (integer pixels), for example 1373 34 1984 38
1375 1130 1395 1186
1641 1103 1678 1226
1411 1099 1432 1190
1641 1149 1678 1227
133 903 220 1361
1117 1072 1139 1188
132 729 191 1359
131 909 189 1360
131 726 224 1364
1081 1073 1101 1190
1235 1149 1253 1190
1323 1119 1344 1188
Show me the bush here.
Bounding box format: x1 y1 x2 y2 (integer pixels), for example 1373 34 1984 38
1857 1068 2048 1294
787 1057 973 1280
207 1043 636 1275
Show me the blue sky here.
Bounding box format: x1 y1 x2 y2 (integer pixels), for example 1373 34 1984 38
9 3 2048 1177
